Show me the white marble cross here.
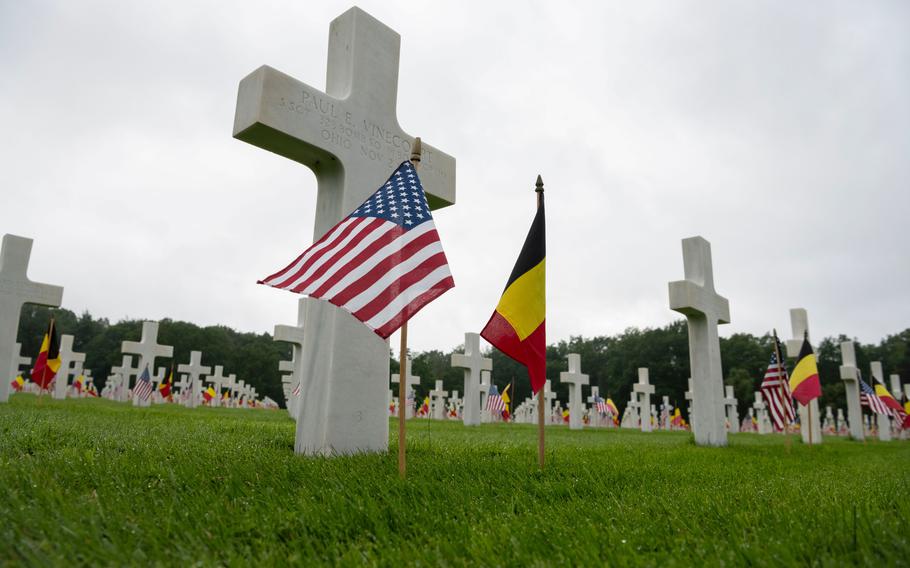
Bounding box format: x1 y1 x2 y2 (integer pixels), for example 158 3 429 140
559 353 589 430
451 332 492 426
785 308 821 444
838 341 864 441
542 380 557 422
122 321 173 407
633 368 655 433
889 374 902 402
274 298 305 419
206 365 232 408
661 395 671 430
234 7 455 456
0 234 64 403
684 378 694 421
723 385 739 434
279 358 298 418
753 391 769 434
870 361 891 442
669 236 730 446
110 355 139 403
391 358 420 419
479 370 492 422
429 380 448 420
177 350 210 409
174 373 190 394
54 334 86 400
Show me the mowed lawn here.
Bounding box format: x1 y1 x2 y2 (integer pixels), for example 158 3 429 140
1 396 908 566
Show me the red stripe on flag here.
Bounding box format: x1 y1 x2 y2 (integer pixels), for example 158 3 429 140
292 218 388 292
307 223 405 297
373 275 455 338
352 251 450 322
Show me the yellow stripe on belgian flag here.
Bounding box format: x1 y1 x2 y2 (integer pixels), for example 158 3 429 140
789 336 821 405
494 259 545 340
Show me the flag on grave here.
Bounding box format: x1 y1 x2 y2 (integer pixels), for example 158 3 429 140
605 398 619 417
158 365 173 400
486 384 505 414
594 395 607 415
10 375 25 392
480 192 546 393
133 365 154 401
31 318 61 390
761 340 795 431
259 161 454 339
873 381 909 428
788 335 822 405
74 374 84 394
501 383 512 420
859 377 889 415
203 386 216 402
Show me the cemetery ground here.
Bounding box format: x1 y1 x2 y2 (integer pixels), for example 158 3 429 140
1 397 907 566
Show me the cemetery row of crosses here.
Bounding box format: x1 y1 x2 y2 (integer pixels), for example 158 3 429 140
2 7 908 453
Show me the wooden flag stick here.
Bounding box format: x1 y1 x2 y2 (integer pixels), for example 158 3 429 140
398 137 423 479
535 174 545 470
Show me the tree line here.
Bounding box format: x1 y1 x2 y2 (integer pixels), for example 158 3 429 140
15 306 909 416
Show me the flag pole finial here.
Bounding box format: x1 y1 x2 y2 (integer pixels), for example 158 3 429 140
535 174 544 193
411 137 422 164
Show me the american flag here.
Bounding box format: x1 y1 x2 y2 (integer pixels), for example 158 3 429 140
594 395 607 415
760 344 795 431
133 365 154 401
259 161 454 339
860 376 890 416
486 384 505 413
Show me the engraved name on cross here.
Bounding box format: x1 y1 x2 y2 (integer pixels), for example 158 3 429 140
0 235 63 403
233 7 455 455
669 236 730 447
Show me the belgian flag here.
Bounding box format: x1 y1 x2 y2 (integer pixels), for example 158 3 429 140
158 364 173 400
481 179 546 393
31 318 61 390
788 334 822 405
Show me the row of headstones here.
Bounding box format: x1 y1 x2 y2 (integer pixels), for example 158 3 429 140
0 237 263 409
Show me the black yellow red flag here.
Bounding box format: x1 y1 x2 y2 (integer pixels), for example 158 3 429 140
31 318 61 390
481 191 546 393
789 334 822 405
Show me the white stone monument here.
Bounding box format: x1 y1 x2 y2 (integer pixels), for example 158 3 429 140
753 391 770 435
274 298 306 419
451 332 492 427
684 378 694 422
889 374 902 402
870 361 891 442
785 308 821 445
207 366 232 408
838 341 864 441
541 380 557 424
558 353 589 430
723 385 739 434
234 7 455 456
0 235 64 403
429 380 448 420
122 321 173 408
54 335 86 400
177 351 210 409
668 236 730 447
110 355 139 403
479 370 492 422
587 386 601 427
391 358 420 419
633 368 655 433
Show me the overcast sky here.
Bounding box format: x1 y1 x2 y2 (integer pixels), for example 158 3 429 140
2 1 908 354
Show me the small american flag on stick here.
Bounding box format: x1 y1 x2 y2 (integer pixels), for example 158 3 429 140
259 161 454 339
760 345 795 431
860 376 890 416
133 365 154 402
486 384 505 413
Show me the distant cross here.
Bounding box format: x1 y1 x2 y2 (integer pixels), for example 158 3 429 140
870 361 891 442
54 334 86 400
479 370 492 422
723 385 739 433
177 350 210 409
391 358 420 419
274 298 306 419
587 385 601 427
122 321 173 407
889 374 902 403
429 380 448 420
173 374 190 394
0 234 63 403
661 395 671 430
448 389 461 418
233 7 455 456
752 392 769 434
838 341 864 441
206 366 232 408
684 378 694 422
633 368 655 433
451 332 492 426
110 355 139 403
559 353 590 430
541 380 557 423
785 308 821 444
669 236 730 446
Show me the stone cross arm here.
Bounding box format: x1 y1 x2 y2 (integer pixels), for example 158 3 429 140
233 7 455 210
668 237 730 323
274 324 306 346
839 341 858 381
0 234 64 308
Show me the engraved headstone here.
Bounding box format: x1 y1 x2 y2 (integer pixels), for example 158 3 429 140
668 236 730 446
451 332 492 426
0 235 64 403
234 7 455 455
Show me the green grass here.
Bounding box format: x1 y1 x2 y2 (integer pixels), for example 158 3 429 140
1 395 908 566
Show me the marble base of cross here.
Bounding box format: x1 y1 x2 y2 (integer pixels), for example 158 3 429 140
838 341 864 441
